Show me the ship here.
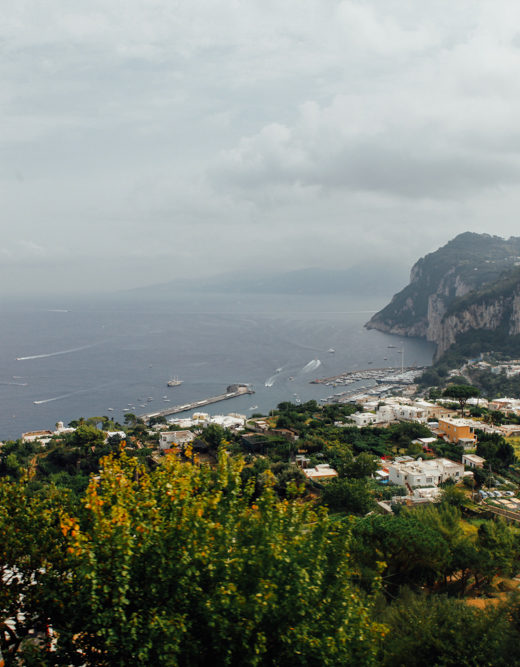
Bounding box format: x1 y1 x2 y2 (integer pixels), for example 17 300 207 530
167 377 183 387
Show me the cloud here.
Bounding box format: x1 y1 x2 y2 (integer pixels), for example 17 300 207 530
3 1 520 294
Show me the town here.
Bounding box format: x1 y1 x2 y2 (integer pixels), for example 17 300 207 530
4 355 520 663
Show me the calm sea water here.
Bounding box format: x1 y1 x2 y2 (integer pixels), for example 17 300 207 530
0 293 435 440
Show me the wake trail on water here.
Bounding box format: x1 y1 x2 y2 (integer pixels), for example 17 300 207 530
300 359 322 374
33 381 117 405
16 343 99 361
265 375 277 387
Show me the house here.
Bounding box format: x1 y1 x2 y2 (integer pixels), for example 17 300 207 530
295 454 311 468
351 412 378 427
159 430 196 450
437 418 477 446
21 430 54 444
462 454 486 469
411 437 437 452
303 464 338 481
387 457 464 488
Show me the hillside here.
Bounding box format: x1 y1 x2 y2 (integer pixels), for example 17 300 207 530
366 233 520 359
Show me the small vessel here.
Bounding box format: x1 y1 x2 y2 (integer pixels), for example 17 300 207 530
288 376 294 381
249 405 258 410
108 408 114 411
328 348 335 353
167 377 183 387
275 368 282 373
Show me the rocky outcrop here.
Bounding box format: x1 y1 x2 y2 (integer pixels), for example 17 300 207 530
433 297 513 359
366 232 520 359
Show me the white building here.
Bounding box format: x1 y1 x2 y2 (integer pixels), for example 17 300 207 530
462 454 486 469
159 430 196 450
387 458 464 488
303 464 338 481
351 412 378 427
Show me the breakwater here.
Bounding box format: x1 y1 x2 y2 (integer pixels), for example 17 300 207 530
139 384 254 421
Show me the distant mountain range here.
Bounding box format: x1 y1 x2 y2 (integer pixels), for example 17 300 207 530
124 262 408 298
366 232 520 360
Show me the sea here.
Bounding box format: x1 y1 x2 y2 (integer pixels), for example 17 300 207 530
0 292 435 441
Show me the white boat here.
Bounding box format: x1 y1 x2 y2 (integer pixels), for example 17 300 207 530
328 348 335 353
167 377 183 387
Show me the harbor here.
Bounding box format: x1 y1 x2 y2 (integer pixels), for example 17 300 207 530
310 366 424 386
311 366 426 405
139 384 254 421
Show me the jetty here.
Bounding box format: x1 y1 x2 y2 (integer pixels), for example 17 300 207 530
139 384 254 422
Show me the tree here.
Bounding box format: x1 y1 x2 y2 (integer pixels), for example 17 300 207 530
71 424 105 450
0 452 382 665
322 478 374 515
381 591 520 666
442 384 480 416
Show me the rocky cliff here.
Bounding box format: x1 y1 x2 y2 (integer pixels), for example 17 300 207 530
366 232 520 359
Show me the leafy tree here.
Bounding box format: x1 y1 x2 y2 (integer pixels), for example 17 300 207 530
322 478 374 515
442 384 480 416
71 424 105 450
380 591 520 666
0 452 382 665
346 452 380 479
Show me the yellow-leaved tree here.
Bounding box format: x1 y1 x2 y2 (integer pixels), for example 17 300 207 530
0 451 383 665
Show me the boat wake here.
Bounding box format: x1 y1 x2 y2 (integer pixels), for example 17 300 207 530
265 375 277 387
301 359 321 374
17 343 98 361
33 381 116 405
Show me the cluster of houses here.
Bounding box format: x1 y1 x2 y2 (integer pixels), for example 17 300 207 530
341 396 520 441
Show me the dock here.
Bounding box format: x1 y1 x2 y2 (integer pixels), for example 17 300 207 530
139 384 254 421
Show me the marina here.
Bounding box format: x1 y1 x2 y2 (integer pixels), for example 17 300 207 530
310 366 424 386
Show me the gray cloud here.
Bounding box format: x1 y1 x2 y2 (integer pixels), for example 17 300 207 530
3 1 520 294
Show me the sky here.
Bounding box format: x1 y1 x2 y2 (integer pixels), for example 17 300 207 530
3 1 520 295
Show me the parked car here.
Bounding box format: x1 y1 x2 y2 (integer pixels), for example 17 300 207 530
479 490 489 499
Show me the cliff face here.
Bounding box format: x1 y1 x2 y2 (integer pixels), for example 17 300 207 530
366 232 520 359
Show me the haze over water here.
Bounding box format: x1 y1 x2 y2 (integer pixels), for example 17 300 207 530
0 293 434 440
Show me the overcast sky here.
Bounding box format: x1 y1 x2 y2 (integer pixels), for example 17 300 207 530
3 1 520 295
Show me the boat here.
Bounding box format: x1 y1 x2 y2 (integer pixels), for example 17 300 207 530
249 405 258 410
288 376 294 381
167 377 183 387
275 368 282 373
328 348 335 353
108 408 114 411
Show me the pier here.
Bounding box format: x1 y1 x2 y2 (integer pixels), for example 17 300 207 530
139 384 254 421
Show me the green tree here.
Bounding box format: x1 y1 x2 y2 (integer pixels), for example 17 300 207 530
322 478 374 515
442 384 480 416
1 452 383 665
381 591 520 666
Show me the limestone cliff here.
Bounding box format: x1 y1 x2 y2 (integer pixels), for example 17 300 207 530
366 232 520 359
